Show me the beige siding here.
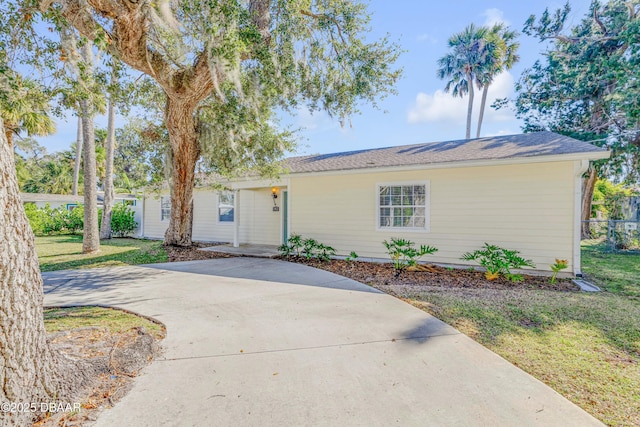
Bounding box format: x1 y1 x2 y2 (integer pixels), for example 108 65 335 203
142 196 169 239
193 191 234 242
289 161 577 272
238 189 282 245
143 188 281 245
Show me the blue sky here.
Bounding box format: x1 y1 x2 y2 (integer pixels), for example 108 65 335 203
36 0 592 156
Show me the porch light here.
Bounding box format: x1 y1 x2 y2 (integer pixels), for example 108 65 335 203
272 187 278 199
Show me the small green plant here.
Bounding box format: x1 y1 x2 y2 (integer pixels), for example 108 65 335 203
302 238 320 259
382 238 438 272
345 251 359 262
461 243 535 282
315 243 336 262
550 258 568 284
278 233 304 257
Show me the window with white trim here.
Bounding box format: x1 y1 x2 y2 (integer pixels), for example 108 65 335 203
378 183 427 229
160 196 171 221
218 192 235 222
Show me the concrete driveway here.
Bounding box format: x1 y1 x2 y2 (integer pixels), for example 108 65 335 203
43 258 602 426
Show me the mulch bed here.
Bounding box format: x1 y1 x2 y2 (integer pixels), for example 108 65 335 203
37 326 164 427
165 241 233 262
282 257 579 292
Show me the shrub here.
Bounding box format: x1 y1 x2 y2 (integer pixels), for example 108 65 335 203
315 243 336 262
41 206 67 234
65 205 84 234
24 203 48 235
302 238 320 259
382 238 438 271
278 233 304 257
111 203 138 237
278 234 335 262
461 243 535 282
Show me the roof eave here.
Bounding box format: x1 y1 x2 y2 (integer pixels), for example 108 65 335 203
285 150 612 178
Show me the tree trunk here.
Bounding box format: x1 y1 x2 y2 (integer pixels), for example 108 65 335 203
72 118 83 195
476 84 489 138
80 44 100 254
163 97 200 247
0 118 82 426
81 100 100 253
100 79 117 240
465 72 474 140
581 167 598 239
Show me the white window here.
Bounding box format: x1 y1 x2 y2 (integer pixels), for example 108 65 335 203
377 182 429 231
160 196 171 221
218 192 235 223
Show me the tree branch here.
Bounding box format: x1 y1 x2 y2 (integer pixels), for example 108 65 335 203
250 0 271 46
593 8 607 34
300 9 347 44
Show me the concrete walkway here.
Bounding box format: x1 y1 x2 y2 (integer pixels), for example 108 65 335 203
43 258 602 426
200 243 281 258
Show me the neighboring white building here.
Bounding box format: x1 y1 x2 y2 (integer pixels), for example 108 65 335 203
20 193 84 211
140 132 609 274
21 193 144 236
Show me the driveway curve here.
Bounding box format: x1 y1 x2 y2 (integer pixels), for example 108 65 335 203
43 258 602 426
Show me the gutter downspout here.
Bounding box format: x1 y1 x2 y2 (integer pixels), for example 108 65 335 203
138 192 145 238
574 160 590 276
233 190 239 247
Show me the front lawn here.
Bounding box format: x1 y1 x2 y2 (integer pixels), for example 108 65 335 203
36 235 168 271
581 239 640 298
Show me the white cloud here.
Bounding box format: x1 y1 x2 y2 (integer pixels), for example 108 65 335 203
482 8 509 27
416 33 438 44
485 129 517 137
296 108 326 130
406 71 516 125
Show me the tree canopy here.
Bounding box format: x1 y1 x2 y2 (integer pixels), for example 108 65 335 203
517 0 640 183
437 23 519 139
38 0 403 245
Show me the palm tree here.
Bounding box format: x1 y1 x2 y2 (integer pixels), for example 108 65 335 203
475 24 520 138
0 75 55 147
437 24 491 140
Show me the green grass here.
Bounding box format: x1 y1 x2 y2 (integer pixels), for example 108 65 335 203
36 235 168 272
581 239 640 298
44 306 165 339
402 243 640 426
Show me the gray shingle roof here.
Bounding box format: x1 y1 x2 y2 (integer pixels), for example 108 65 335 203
284 132 608 174
20 193 138 203
20 193 84 203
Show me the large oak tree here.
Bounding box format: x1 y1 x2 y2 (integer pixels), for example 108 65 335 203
42 0 402 246
516 0 640 237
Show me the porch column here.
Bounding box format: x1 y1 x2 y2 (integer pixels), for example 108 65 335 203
233 190 239 247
